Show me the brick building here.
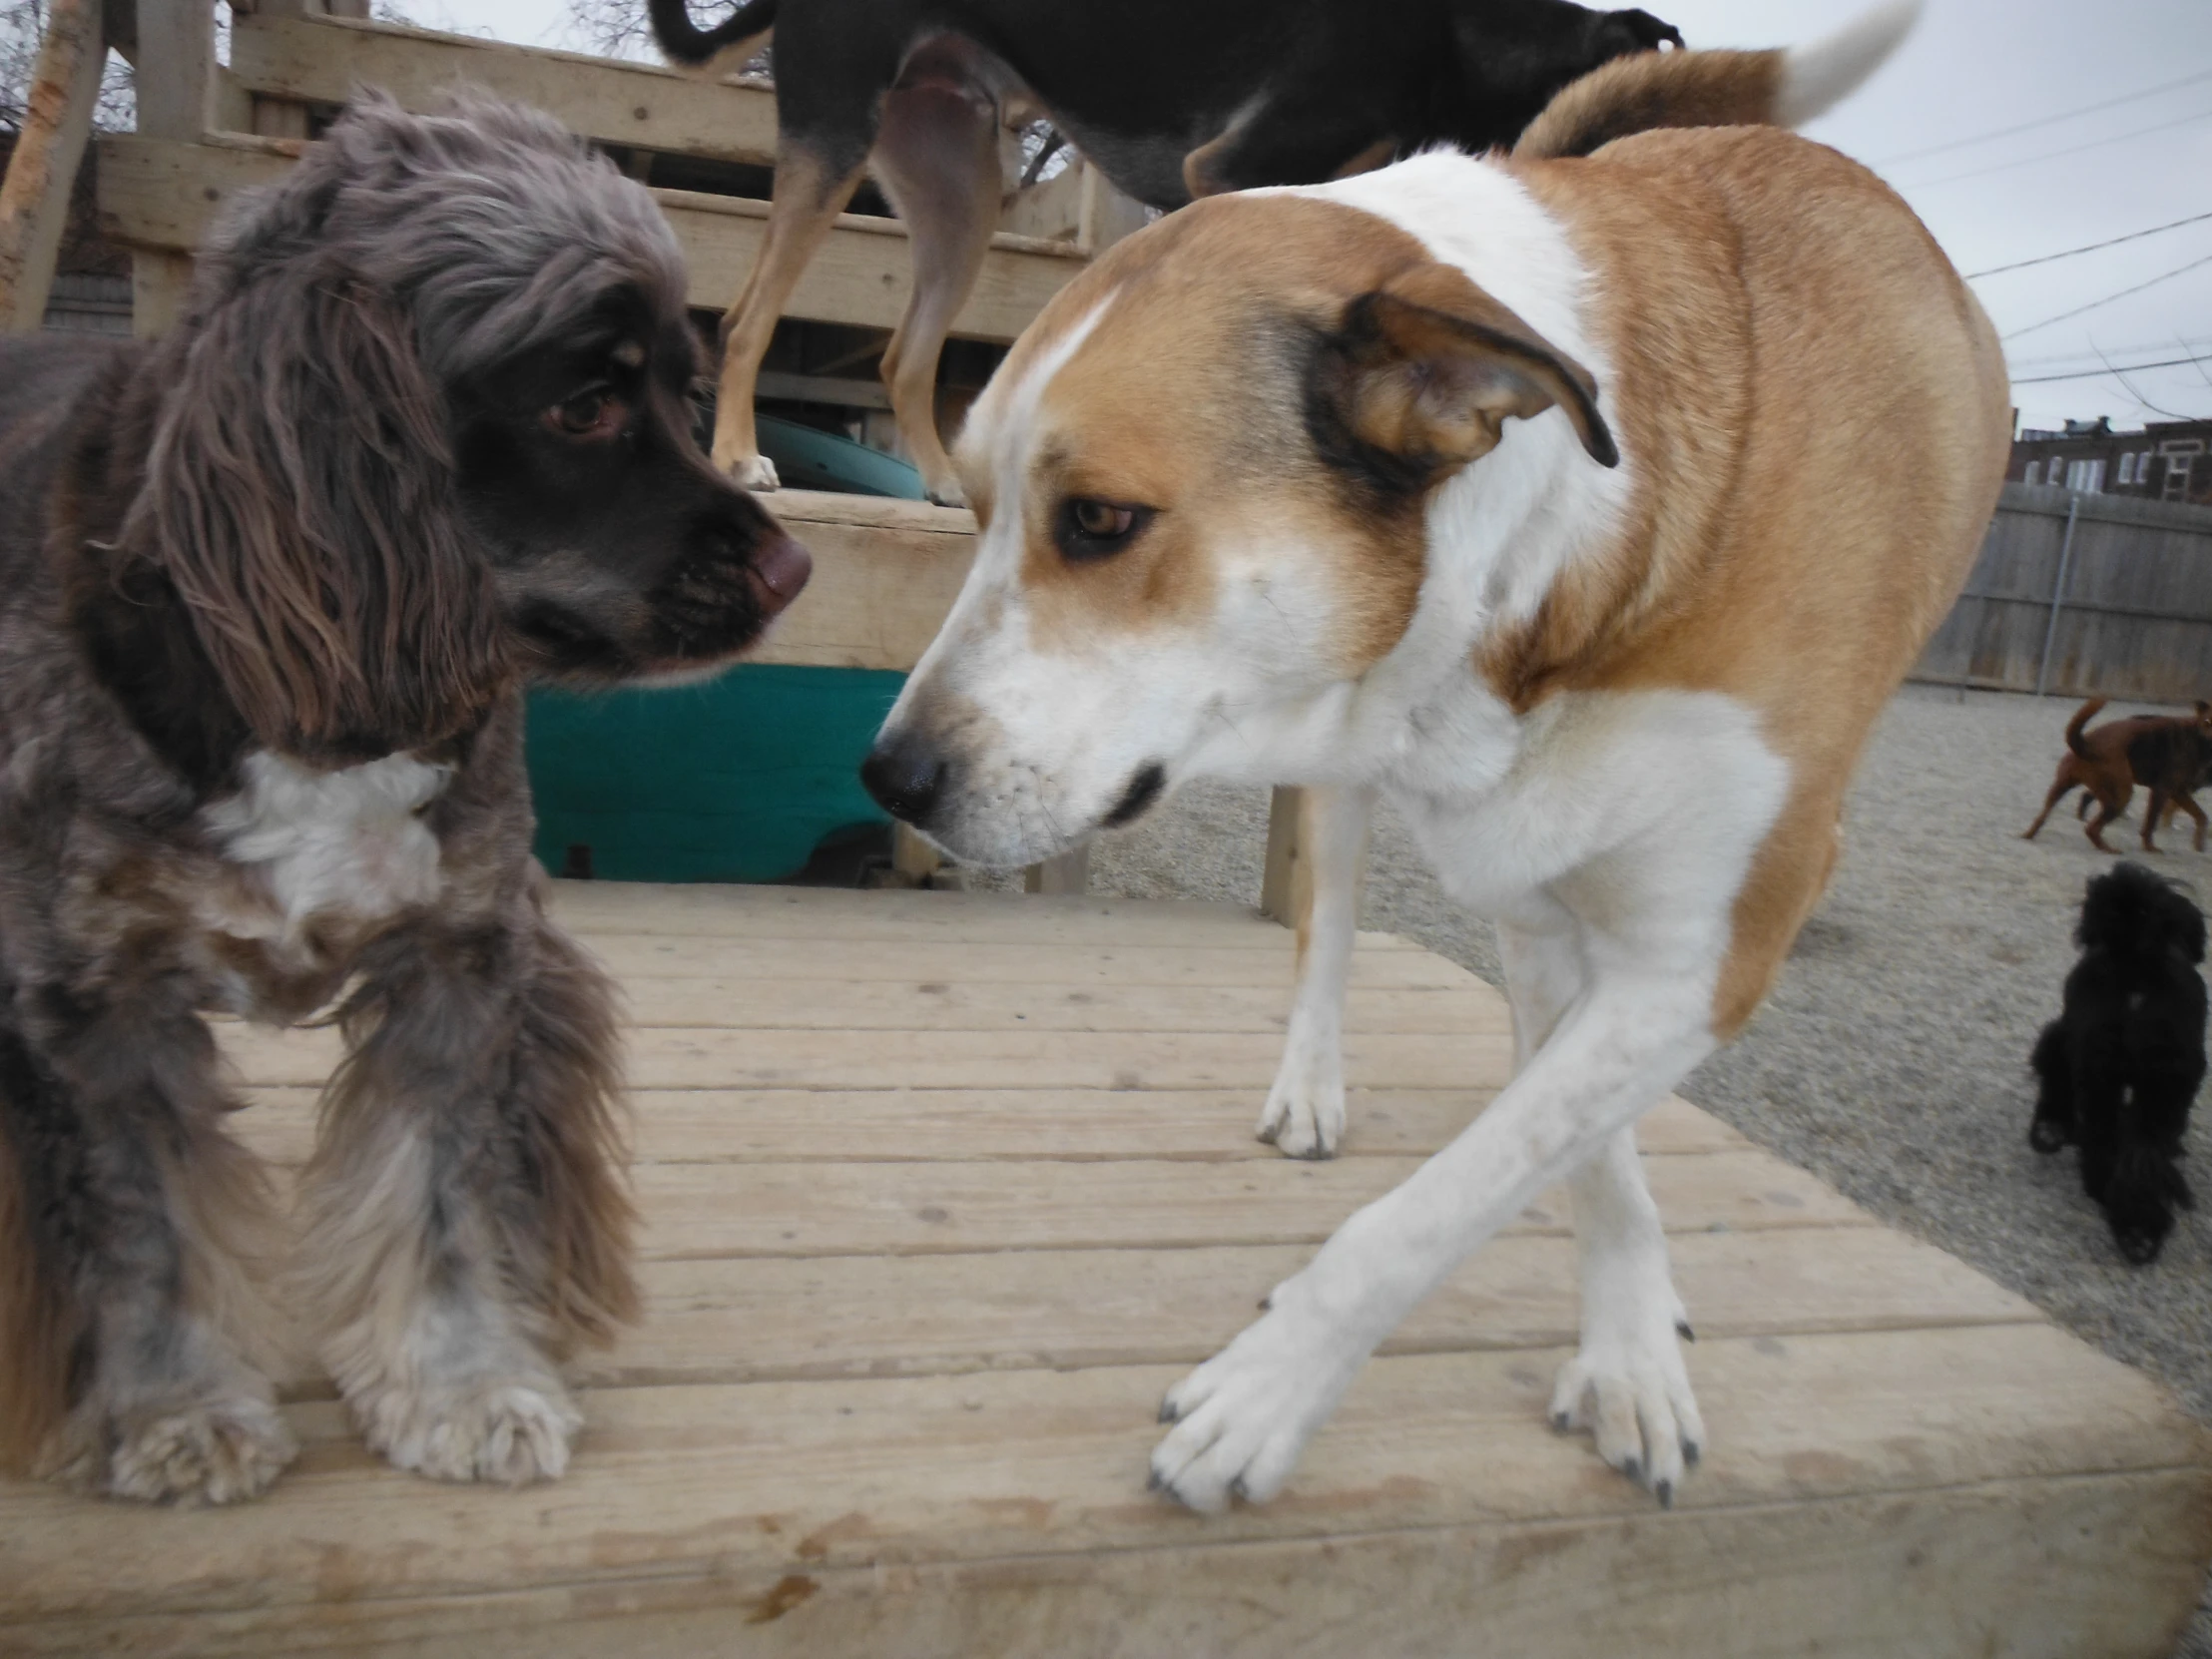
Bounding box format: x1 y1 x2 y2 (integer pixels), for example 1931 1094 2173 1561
2009 415 2212 506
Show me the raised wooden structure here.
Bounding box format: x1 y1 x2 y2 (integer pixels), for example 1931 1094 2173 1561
0 881 2206 1655
95 0 1135 342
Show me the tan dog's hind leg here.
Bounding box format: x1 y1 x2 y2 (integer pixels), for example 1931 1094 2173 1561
712 142 868 488
871 87 1004 506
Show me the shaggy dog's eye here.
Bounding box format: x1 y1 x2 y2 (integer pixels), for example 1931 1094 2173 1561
1055 497 1153 561
548 387 622 439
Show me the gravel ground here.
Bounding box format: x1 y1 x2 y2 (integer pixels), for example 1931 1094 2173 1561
1034 682 2212 1653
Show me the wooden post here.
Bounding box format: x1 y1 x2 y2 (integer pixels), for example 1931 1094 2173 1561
0 0 104 333
1259 785 1307 928
1024 844 1089 895
128 0 213 337
891 822 942 885
1075 163 1147 257
1259 786 1370 932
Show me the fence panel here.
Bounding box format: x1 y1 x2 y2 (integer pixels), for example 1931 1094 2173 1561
1912 483 2212 703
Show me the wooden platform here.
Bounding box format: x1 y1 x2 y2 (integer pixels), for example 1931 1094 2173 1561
3 884 2209 1657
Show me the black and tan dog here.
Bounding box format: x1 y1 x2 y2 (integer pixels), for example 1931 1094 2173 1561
648 0 1680 503
0 94 808 1502
2023 697 2212 853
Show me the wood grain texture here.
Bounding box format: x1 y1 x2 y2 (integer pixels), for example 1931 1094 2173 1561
95 136 1083 341
228 12 782 166
11 884 2209 1654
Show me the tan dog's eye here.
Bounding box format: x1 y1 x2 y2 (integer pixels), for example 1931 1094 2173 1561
549 387 622 439
1055 497 1153 561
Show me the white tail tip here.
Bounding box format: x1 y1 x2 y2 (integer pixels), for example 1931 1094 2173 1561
1777 0 1922 127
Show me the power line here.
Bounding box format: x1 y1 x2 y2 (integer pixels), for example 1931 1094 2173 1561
1900 104 2212 190
1965 210 2212 277
2009 335 2212 369
1873 67 2212 166
2010 354 2212 384
2000 251 2212 340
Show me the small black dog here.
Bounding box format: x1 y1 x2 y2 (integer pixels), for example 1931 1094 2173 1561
2030 863 2206 1263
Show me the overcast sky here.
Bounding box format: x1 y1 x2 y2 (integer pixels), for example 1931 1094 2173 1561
406 0 2212 433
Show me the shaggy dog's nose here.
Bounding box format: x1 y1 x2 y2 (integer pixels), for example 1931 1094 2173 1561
750 534 813 617
860 731 946 825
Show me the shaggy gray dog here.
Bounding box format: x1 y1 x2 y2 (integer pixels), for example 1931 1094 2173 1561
0 92 810 1502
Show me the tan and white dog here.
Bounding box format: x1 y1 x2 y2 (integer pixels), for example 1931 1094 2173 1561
860 2 2008 1512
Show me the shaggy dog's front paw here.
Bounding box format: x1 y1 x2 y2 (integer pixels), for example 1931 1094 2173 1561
355 1373 583 1486
60 1393 297 1505
1149 1298 1364 1512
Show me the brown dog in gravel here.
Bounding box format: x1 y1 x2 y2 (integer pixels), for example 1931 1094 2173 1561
2023 698 2212 853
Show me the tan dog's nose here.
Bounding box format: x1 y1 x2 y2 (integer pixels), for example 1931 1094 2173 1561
860 729 947 826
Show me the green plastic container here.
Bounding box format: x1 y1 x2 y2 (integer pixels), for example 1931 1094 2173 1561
526 664 903 884
756 414 924 499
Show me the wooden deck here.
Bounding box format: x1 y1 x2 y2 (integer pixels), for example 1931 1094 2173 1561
3 882 2210 1656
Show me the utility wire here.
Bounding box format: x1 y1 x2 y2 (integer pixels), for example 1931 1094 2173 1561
2000 251 2212 340
2009 334 2212 369
1966 210 2212 277
2010 354 2212 384
1900 104 2212 190
1873 67 2212 166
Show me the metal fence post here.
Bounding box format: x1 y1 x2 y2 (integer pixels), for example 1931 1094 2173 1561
2034 492 2082 698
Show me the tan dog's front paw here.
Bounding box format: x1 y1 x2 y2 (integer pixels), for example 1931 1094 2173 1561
1257 1045 1346 1159
722 451 782 492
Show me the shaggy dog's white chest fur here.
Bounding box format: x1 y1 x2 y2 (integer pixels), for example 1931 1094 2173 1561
201 752 449 943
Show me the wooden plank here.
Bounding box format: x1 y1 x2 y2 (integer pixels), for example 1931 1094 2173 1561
574 933 1474 985
230 1086 1749 1167
594 1227 2041 1388
94 135 1084 341
132 0 212 141
616 1148 1864 1262
0 0 104 332
745 505 974 671
226 978 1508 1034
7 1328 2195 1630
1024 845 1090 895
216 1022 1518 1091
545 883 1424 950
10 1469 2206 1659
228 12 782 166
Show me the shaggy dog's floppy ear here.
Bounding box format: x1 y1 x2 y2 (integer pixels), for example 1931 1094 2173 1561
140 268 505 764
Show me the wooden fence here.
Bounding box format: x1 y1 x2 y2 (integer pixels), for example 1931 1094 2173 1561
1914 482 2212 703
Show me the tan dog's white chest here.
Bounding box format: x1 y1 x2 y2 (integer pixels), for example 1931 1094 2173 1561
196 752 448 992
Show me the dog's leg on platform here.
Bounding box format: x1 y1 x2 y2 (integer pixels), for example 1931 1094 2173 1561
1552 1127 1703 1499
0 992 293 1503
300 906 636 1487
1152 952 1715 1511
1496 901 1700 1502
871 87 1004 506
711 140 869 489
1256 786 1371 1159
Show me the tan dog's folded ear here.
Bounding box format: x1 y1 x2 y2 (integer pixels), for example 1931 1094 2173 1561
1314 262 1618 493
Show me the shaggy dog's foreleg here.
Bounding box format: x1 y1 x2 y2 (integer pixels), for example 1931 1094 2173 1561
298 906 634 1485
0 988 292 1502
